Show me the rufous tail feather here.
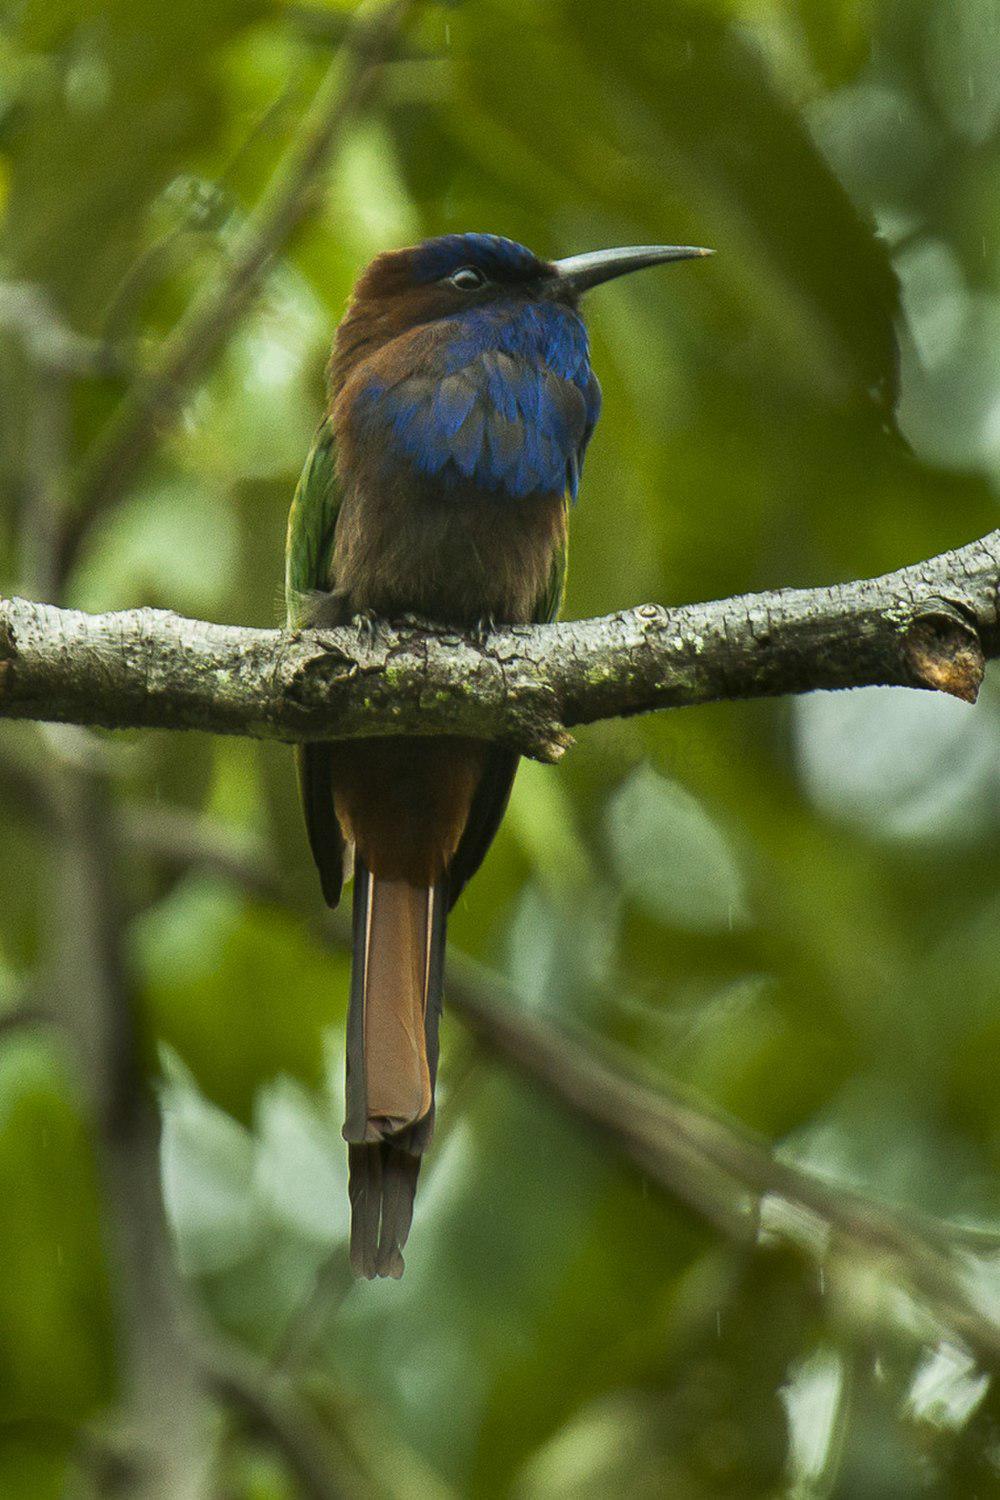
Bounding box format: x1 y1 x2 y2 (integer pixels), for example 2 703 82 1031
344 860 446 1278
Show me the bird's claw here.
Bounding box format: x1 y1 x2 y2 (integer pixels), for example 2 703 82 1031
351 610 496 647
471 614 497 647
395 611 438 632
351 609 380 645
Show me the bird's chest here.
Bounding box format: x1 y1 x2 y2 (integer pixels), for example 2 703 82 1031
331 479 565 626
329 305 589 624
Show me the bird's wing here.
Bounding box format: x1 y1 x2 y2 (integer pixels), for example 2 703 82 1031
286 418 347 907
537 512 568 626
447 503 569 909
446 747 518 910
285 416 341 624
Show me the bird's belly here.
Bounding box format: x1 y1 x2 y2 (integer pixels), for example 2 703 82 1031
332 484 566 626
328 484 563 881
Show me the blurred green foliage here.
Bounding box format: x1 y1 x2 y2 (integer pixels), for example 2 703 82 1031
3 0 1000 1495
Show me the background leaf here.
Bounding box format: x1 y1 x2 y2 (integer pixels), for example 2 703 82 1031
605 764 750 932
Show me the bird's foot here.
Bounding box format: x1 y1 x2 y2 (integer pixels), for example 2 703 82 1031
351 609 381 645
470 614 497 648
394 611 439 633
299 587 350 631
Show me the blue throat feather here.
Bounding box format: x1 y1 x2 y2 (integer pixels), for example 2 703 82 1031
353 253 602 502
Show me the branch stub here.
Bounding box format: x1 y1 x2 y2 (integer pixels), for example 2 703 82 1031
901 606 985 703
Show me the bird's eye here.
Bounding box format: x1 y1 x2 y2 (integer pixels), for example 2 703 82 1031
448 266 487 290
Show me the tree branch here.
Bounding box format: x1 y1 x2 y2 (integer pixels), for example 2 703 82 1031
3 527 998 760
46 758 214 1500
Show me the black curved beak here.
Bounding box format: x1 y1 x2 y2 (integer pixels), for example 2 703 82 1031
552 243 713 295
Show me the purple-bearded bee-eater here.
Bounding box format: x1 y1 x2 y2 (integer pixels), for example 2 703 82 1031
285 233 711 1278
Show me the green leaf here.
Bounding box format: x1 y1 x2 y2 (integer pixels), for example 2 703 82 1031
136 875 348 1120
160 1048 265 1275
794 686 1000 843
604 765 750 932
253 1073 348 1246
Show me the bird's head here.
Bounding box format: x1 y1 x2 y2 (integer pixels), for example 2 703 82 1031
331 232 711 503
332 232 711 369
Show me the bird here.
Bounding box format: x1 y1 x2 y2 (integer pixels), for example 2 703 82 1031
285 232 711 1278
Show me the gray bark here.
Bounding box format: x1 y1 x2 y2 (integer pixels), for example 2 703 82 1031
2 527 997 761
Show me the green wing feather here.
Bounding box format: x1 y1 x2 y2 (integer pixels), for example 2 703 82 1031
285 417 341 625
287 418 347 906
536 505 568 624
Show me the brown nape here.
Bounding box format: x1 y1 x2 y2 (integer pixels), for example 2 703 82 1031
329 261 475 387
328 241 557 393
329 737 489 884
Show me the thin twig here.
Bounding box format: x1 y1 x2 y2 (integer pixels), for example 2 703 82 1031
60 0 417 593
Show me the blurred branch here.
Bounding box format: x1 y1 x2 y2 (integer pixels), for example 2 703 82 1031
14 297 214 1497
0 734 281 897
2 526 999 759
14 424 337 1496
211 1345 458 1500
118 802 282 899
46 761 214 1500
207 1351 349 1500
14 740 1000 1418
0 735 351 1493
59 0 417 593
443 950 1000 1373
0 999 54 1038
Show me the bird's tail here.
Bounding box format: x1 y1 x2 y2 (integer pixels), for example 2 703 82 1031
343 858 446 1278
